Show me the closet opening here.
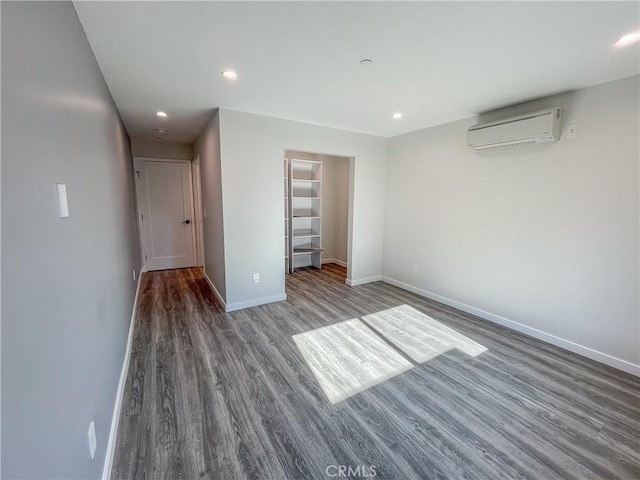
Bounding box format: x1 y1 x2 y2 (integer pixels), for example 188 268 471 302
283 150 352 286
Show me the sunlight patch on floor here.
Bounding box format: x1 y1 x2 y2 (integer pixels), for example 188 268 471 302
294 306 487 404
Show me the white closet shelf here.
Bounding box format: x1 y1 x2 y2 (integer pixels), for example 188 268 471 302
293 230 320 238
288 158 323 272
293 247 325 254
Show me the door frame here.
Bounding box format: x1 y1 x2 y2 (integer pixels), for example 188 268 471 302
191 155 205 267
133 156 196 272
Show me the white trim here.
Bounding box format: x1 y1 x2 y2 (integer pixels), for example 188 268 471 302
191 155 205 267
346 275 382 287
203 271 227 311
225 294 287 312
102 273 143 480
381 276 640 377
203 271 288 312
322 258 347 268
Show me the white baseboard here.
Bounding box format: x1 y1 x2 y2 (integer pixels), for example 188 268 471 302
203 272 226 311
322 258 347 268
346 275 382 287
102 273 143 479
203 271 286 312
225 293 287 312
382 276 640 377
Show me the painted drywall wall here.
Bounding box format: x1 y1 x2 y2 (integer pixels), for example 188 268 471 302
131 138 193 160
333 158 350 264
319 155 337 260
219 109 387 307
1 2 141 478
285 150 350 264
383 75 640 373
192 110 226 302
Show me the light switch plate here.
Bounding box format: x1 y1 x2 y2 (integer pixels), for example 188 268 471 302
56 183 69 218
567 124 578 138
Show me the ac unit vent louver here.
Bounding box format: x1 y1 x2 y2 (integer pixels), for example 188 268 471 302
467 107 561 152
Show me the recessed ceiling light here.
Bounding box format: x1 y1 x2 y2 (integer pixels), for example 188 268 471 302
615 31 640 47
392 112 403 119
156 111 167 118
360 59 373 65
221 70 238 80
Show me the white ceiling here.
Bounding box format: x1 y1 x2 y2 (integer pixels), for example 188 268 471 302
73 1 639 143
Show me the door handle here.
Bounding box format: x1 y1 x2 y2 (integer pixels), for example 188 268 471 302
182 220 191 224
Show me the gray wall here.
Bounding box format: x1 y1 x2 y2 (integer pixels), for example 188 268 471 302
383 76 640 373
333 158 350 264
192 110 226 301
131 138 193 160
1 2 141 478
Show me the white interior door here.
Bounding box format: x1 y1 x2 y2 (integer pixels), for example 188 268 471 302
135 159 195 271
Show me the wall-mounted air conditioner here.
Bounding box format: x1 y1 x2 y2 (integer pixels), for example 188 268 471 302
467 107 562 152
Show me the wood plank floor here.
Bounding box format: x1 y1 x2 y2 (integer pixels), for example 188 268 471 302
112 265 640 480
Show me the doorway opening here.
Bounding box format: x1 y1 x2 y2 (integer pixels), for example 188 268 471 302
134 157 197 271
283 150 352 287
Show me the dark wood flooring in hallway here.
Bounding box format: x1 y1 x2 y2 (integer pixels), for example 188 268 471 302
112 265 640 479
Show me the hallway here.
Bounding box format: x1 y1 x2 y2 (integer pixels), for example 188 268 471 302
112 266 639 480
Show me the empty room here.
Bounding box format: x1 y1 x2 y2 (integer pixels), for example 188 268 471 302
2 1 639 479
